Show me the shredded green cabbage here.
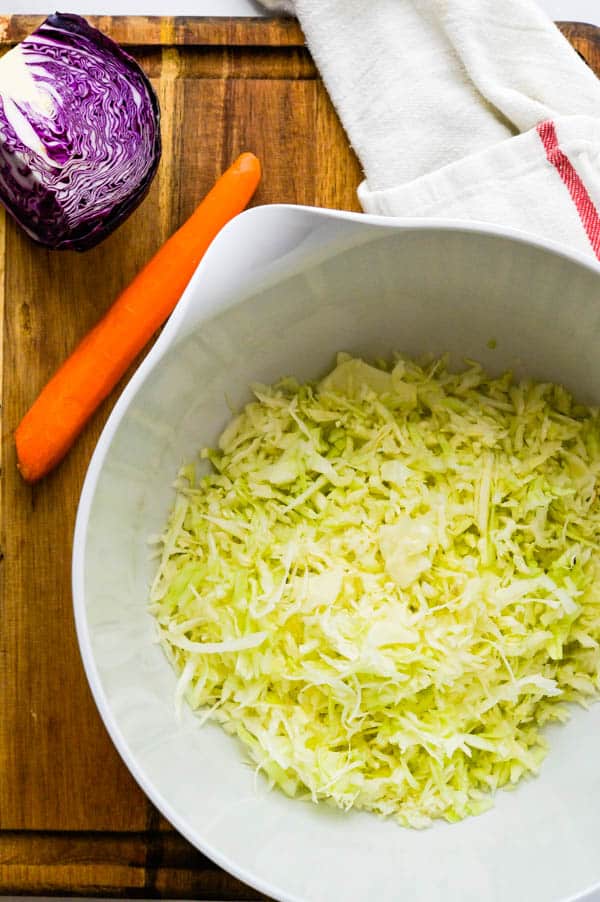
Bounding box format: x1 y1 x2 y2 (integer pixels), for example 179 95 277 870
150 353 600 827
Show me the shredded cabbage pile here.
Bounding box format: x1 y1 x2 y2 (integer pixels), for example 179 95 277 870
150 354 600 827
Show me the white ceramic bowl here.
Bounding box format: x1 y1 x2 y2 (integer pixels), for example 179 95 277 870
73 206 600 902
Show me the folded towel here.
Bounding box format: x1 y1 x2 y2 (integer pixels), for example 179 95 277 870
259 0 600 260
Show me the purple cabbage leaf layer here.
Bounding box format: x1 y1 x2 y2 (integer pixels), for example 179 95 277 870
0 12 161 250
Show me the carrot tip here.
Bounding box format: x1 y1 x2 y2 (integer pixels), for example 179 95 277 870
234 152 261 175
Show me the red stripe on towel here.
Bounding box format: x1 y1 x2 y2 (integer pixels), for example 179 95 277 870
537 119 600 260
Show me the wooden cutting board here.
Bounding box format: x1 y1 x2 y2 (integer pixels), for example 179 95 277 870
0 15 598 899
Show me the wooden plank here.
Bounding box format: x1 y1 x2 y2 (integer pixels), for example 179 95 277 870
0 159 164 836
557 22 600 72
0 831 268 899
135 47 316 81
0 15 305 47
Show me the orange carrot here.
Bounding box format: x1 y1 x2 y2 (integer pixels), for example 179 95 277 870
16 152 262 483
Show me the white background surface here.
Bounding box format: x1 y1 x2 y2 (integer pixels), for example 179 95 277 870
0 0 598 25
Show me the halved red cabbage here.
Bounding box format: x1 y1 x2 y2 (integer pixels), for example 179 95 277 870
0 13 161 250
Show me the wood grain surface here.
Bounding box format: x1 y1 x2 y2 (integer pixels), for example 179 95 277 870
0 14 597 900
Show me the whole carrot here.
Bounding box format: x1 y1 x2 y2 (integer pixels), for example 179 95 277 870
16 152 261 483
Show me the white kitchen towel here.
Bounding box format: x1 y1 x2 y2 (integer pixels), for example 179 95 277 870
259 0 600 260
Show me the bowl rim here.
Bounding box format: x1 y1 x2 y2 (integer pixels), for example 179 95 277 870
71 205 600 902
